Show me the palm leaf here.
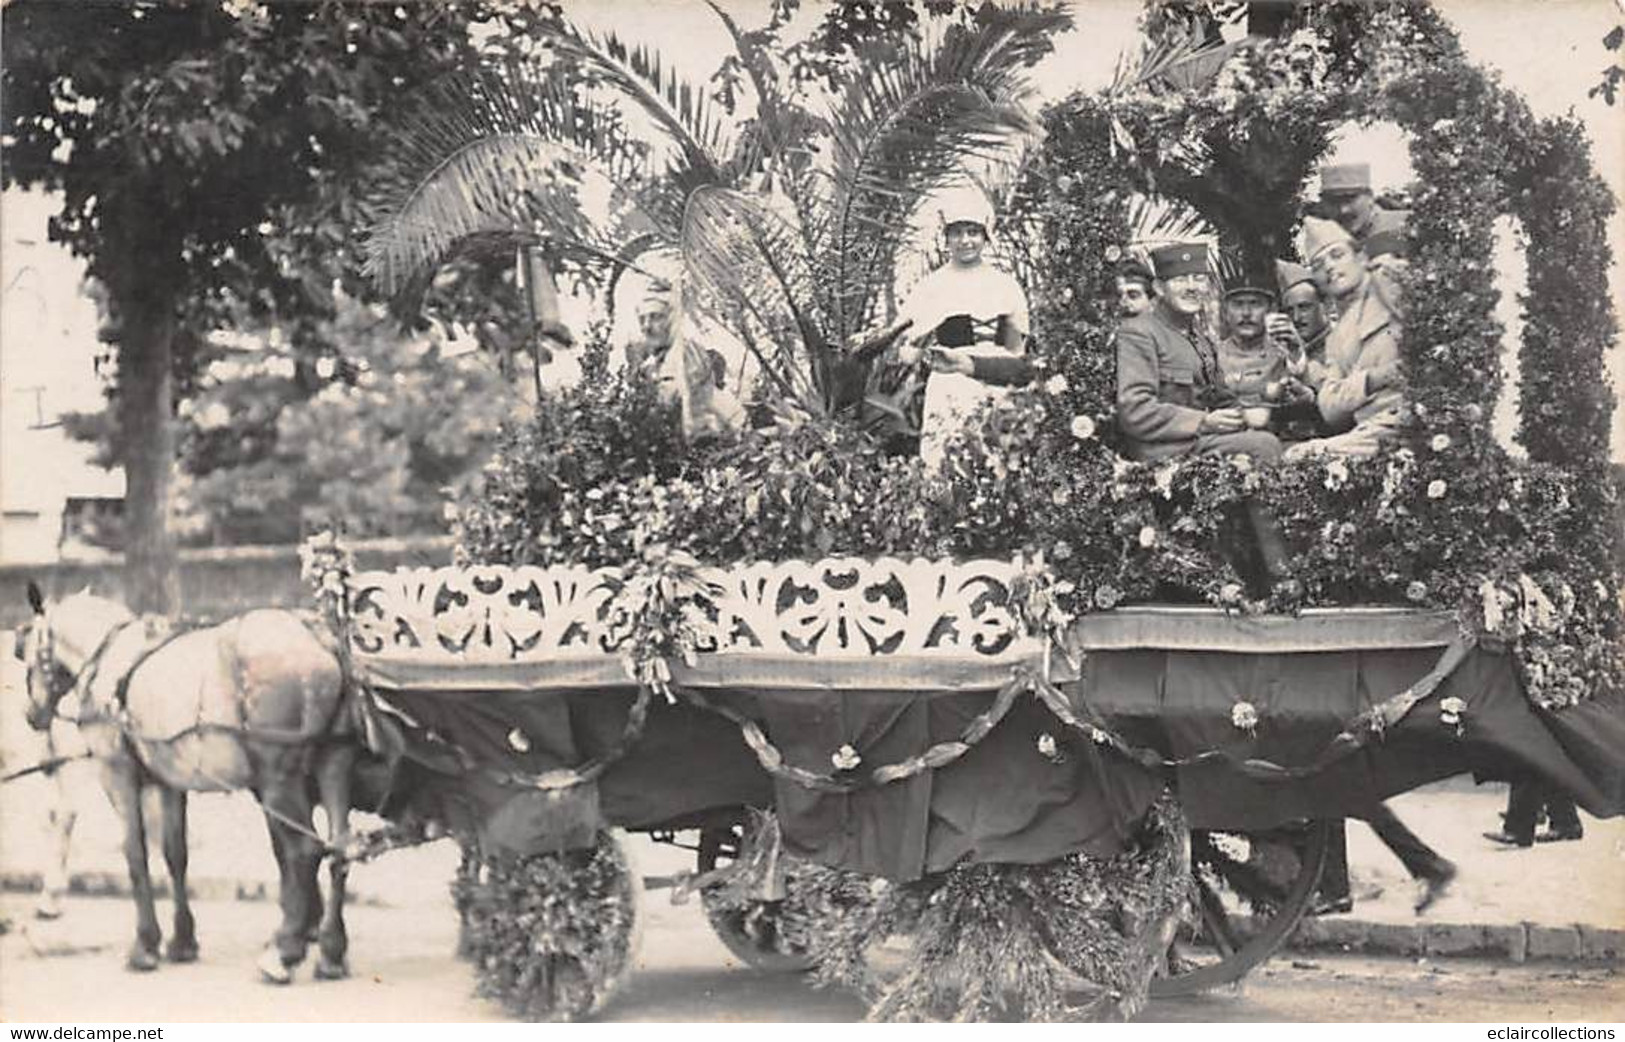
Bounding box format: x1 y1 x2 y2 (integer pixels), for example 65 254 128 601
544 23 734 195
816 11 1064 340
679 186 827 410
364 60 676 306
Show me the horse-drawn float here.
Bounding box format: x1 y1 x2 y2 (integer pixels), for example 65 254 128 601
14 0 1624 1024
324 551 1625 1021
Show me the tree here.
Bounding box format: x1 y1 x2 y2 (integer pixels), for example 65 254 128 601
2 1 528 612
367 2 1070 439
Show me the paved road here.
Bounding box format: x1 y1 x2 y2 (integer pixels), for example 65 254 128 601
4 889 1621 1024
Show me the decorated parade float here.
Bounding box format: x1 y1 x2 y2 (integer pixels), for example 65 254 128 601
318 0 1624 1022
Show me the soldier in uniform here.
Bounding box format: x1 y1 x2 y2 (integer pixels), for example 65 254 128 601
1319 161 1409 253
1284 217 1407 460
1275 258 1330 364
1215 266 1303 412
1115 243 1292 584
1116 258 1156 319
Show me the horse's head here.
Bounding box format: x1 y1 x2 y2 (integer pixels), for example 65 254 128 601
19 580 74 732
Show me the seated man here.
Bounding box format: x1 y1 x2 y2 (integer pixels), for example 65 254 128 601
1116 243 1280 463
1215 267 1310 414
1275 259 1330 365
1116 243 1290 584
1285 218 1406 460
1115 258 1156 319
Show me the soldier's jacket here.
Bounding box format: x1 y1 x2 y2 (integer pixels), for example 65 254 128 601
1115 301 1231 461
1313 274 1405 432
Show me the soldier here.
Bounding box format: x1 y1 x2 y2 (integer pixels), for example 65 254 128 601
1284 217 1406 460
1216 267 1293 410
1116 258 1155 319
1115 243 1292 584
1274 258 1330 364
1319 161 1409 255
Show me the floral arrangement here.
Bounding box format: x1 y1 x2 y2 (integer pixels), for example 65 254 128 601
456 4 1621 713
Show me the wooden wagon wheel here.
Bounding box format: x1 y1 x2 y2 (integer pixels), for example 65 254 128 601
696 823 816 973
1149 819 1331 998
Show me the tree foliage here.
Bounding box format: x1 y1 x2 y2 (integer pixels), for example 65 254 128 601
1 1 540 604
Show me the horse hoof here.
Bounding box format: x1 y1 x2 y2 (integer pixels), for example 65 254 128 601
313 957 349 981
256 947 293 985
126 946 161 973
166 939 200 964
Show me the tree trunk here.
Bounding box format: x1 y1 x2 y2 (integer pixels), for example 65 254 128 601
115 262 181 617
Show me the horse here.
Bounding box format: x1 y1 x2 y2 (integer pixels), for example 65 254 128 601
17 581 361 983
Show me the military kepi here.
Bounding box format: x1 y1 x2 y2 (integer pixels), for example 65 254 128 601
1150 242 1209 280
1320 162 1371 197
1224 264 1277 301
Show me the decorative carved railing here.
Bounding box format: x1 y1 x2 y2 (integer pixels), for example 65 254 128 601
344 558 1041 691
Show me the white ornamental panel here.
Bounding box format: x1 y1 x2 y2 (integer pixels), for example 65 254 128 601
345 558 1031 664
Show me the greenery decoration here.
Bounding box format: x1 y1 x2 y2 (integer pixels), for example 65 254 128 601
452 831 640 1022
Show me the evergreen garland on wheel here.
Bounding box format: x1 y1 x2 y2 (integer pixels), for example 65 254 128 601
453 831 641 1022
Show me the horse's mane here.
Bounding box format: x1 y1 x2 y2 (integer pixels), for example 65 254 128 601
48 591 136 670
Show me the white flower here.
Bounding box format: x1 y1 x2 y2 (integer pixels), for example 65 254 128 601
1069 414 1096 441
1439 696 1467 729
831 744 862 771
1036 733 1060 760
1406 580 1429 602
506 728 531 753
1053 540 1074 561
1430 433 1452 452
1045 374 1070 396
1324 458 1350 491
1231 700 1259 733
1154 462 1180 499
1219 583 1244 604
1138 525 1158 549
1089 727 1111 745
1427 479 1448 499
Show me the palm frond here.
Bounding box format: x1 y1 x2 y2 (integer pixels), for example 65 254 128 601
1126 193 1217 247
817 12 1063 340
364 61 676 305
679 186 827 410
545 23 734 195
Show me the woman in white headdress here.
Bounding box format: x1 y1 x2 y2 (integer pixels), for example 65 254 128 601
894 185 1031 469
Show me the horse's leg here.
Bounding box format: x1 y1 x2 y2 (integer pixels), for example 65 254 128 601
255 777 321 985
313 745 356 981
35 762 78 921
159 788 199 963
101 760 161 971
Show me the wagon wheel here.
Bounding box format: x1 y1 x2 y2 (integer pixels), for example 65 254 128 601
1150 819 1331 998
696 823 816 973
459 831 641 1021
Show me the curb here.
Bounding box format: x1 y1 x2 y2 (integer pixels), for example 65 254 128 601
1277 914 1623 963
1 871 390 908
8 871 1621 964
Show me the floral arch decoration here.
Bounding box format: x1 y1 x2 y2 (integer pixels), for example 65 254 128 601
1009 1 1620 706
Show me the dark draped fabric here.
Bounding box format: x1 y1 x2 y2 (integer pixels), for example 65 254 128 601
370 645 1624 876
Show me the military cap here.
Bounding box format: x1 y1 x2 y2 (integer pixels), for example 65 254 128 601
1117 257 1155 286
1223 264 1277 302
1300 216 1355 262
1320 162 1372 197
1275 258 1316 295
1150 243 1209 280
